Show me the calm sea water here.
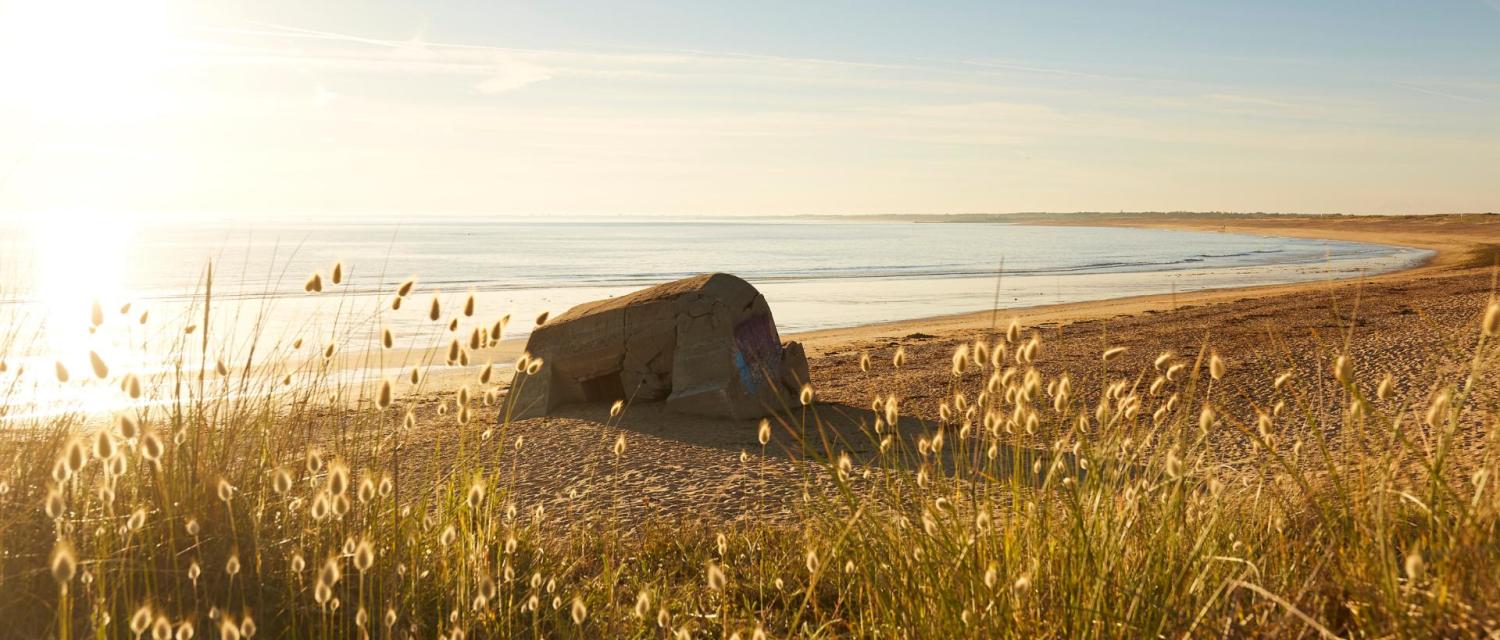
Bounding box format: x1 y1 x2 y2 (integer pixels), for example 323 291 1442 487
0 217 1433 417
2 217 1430 341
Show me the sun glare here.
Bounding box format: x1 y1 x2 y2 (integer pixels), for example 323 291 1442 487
28 209 133 328
24 210 138 411
0 0 172 115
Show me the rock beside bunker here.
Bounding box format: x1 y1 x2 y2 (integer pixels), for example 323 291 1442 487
508 273 810 420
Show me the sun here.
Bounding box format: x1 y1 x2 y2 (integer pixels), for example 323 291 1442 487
23 210 139 408
28 209 134 329
0 0 173 116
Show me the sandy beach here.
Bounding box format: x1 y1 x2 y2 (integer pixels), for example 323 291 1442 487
384 213 1498 526
30 213 1469 526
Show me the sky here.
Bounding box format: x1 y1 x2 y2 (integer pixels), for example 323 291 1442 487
0 0 1497 218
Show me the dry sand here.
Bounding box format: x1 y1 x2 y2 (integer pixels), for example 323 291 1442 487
393 213 1500 526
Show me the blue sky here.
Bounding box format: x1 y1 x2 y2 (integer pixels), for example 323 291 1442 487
0 0 1496 217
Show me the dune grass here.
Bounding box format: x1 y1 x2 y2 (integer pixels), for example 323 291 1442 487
2 264 1499 639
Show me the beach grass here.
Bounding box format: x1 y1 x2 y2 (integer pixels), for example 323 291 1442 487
2 263 1499 639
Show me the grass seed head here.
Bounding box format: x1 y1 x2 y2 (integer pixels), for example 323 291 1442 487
633 590 652 618
377 378 393 410
707 562 726 591
1209 352 1226 380
131 605 152 636
141 431 165 462
1405 548 1425 581
65 438 88 474
570 596 587 625
51 540 77 585
318 555 342 587
310 493 330 521
1332 355 1354 384
354 540 375 573
1426 391 1451 429
328 461 349 496
951 344 969 376
358 476 376 503
467 480 485 509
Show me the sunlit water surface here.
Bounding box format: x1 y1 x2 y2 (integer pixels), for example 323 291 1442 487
0 216 1431 418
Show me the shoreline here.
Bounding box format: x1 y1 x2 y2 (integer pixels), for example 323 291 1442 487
407 214 1477 394
12 214 1471 414
786 213 1487 358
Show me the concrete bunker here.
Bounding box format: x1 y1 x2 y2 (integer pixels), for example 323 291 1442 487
508 273 809 420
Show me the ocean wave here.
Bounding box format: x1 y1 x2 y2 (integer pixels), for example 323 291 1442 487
7 249 1385 307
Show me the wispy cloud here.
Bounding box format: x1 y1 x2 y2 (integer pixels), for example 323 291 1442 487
472 59 552 94
207 24 558 94
201 22 1146 97
1393 82 1485 103
1201 93 1301 110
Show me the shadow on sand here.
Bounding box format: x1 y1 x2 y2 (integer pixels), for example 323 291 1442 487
541 399 1086 486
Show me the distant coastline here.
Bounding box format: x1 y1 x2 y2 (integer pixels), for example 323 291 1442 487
782 210 1499 224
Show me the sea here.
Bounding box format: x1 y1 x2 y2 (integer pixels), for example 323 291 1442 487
0 216 1433 337
0 216 1433 417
